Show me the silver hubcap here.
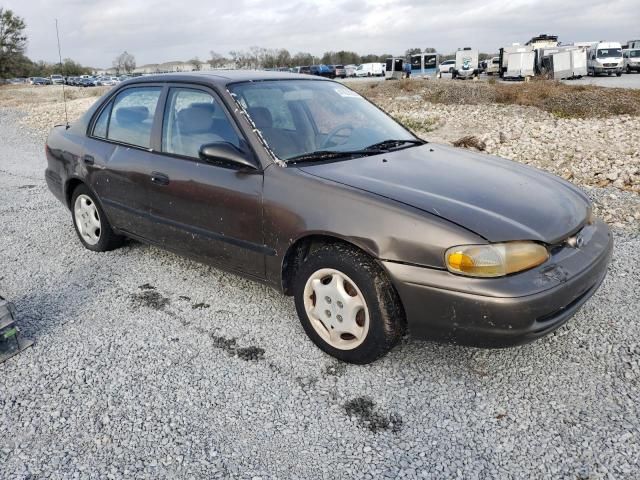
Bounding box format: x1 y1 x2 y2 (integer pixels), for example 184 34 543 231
303 268 369 350
74 194 101 245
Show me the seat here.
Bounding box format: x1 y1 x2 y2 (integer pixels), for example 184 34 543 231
175 104 224 157
110 106 151 147
247 106 305 159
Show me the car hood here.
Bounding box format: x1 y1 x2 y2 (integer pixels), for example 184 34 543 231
299 144 590 244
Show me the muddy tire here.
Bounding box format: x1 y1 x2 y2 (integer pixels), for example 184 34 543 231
71 184 124 252
293 243 405 364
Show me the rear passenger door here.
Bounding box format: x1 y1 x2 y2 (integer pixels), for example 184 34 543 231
88 85 163 239
146 85 266 277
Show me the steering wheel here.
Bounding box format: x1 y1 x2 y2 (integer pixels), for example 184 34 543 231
320 124 354 149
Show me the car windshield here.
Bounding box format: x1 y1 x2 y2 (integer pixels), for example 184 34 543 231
630 50 640 58
229 80 417 162
597 48 622 58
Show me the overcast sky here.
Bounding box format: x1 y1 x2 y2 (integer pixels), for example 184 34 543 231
4 0 638 67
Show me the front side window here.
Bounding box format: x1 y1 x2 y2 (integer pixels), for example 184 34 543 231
162 88 241 158
107 87 162 148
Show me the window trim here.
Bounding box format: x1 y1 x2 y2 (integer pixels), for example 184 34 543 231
88 84 166 151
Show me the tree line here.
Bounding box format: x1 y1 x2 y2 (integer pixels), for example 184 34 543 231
0 8 92 78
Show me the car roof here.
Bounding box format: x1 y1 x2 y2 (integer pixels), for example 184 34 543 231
124 70 331 86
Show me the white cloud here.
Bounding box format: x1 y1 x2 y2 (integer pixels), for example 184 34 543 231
4 0 638 67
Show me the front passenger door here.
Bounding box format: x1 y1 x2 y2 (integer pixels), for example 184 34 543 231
147 86 266 277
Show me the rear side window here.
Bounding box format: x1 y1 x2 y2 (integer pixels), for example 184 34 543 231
93 100 112 138
106 87 162 148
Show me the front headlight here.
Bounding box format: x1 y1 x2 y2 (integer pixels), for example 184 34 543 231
445 242 549 278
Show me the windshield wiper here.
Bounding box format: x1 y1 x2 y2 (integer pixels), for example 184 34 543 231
364 139 426 151
286 149 384 164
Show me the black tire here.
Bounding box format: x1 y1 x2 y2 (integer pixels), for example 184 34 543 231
293 243 405 364
70 184 124 252
616 72 622 77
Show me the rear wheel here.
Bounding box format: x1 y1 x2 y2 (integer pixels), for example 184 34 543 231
71 184 124 252
293 244 404 364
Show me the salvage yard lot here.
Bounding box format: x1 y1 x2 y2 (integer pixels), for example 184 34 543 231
1 81 639 479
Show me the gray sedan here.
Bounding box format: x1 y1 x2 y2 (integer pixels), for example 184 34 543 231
44 71 612 363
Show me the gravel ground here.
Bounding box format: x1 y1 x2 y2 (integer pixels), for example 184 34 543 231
1 100 640 479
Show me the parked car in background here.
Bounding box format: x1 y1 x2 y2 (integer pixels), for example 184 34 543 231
298 66 311 75
623 49 640 73
30 77 50 85
80 77 97 87
437 59 455 73
332 65 346 78
44 71 612 363
344 64 357 77
96 76 120 86
310 64 333 78
50 74 64 85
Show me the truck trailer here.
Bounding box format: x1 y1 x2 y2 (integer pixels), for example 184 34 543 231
452 48 479 80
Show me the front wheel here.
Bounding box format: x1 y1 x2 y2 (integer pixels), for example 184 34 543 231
71 184 124 252
293 244 405 364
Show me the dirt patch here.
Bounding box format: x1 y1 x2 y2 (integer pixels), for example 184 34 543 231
210 334 264 362
192 302 210 309
452 135 486 151
130 290 170 310
323 363 347 377
344 396 403 433
138 283 156 290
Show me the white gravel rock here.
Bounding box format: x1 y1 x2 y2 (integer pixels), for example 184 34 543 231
1 101 639 479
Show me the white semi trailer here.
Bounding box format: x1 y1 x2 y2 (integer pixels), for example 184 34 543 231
536 46 587 80
499 44 535 80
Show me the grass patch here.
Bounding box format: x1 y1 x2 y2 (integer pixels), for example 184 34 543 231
352 79 640 118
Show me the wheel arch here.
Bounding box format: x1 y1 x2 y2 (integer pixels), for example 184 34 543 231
281 233 378 296
64 177 86 209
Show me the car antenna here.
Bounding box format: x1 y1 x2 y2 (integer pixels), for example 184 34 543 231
55 19 70 129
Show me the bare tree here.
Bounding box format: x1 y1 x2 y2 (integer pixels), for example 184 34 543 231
209 51 227 68
112 51 136 75
189 57 202 71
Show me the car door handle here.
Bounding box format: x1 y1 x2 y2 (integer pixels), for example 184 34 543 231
151 172 170 186
83 154 95 165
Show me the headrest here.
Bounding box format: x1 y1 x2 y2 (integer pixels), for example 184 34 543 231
177 104 215 134
248 107 273 128
116 106 148 125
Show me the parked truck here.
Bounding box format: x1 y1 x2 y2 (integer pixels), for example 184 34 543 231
586 42 623 76
451 48 479 80
355 62 384 77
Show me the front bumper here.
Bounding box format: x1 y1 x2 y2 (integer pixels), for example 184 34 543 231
381 219 612 347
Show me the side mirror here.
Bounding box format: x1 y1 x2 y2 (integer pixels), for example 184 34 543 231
199 142 257 170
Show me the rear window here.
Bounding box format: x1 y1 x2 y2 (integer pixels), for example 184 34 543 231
105 87 162 148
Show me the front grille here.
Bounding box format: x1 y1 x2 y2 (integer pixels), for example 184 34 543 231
603 63 617 67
